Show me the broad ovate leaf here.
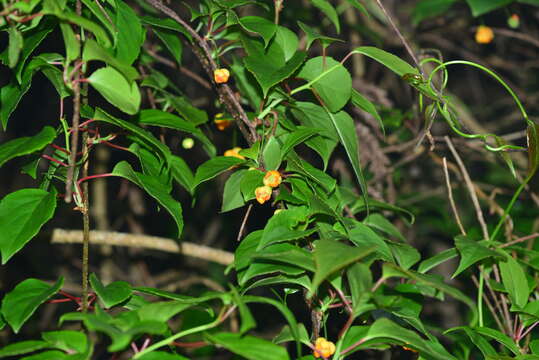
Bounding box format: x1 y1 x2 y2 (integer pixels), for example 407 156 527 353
88 67 141 115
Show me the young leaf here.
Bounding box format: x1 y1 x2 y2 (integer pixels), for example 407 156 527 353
0 340 49 358
153 28 183 64
452 235 502 278
311 0 340 33
82 39 139 82
499 254 529 308
89 273 132 309
114 0 143 65
205 332 290 360
324 109 369 208
170 155 194 195
167 96 209 126
42 330 88 354
238 16 277 47
310 239 375 296
88 67 141 115
0 126 56 167
1 277 64 333
0 189 57 264
418 248 458 273
222 170 246 212
262 136 282 171
112 161 183 237
59 22 80 62
351 89 384 135
193 156 245 190
280 127 318 159
274 26 299 61
8 27 24 68
137 352 188 360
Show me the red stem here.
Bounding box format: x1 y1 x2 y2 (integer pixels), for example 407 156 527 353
42 155 68 167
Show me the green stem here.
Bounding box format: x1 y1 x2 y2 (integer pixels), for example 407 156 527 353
133 315 223 358
490 180 528 242
478 268 484 327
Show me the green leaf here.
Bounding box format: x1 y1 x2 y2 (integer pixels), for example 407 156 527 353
475 327 520 356
349 222 393 262
258 207 313 250
61 307 166 352
453 235 502 278
1 277 63 333
351 89 384 135
94 108 171 162
59 22 80 62
0 126 56 167
499 254 529 308
465 0 513 16
310 239 375 296
274 26 299 61
0 340 49 358
140 16 192 41
297 56 352 112
347 263 373 316
446 326 497 357
297 21 343 50
42 330 87 353
311 0 340 33
89 273 132 308
222 170 246 212
114 0 143 65
8 27 24 68
138 352 188 360
167 96 208 126
243 45 306 97
238 16 276 47
364 318 457 360
252 243 315 272
418 248 458 273
193 156 245 190
390 242 421 270
263 137 282 171
112 161 183 237
230 287 256 334
325 109 369 209
240 169 265 202
136 301 194 323
280 127 318 159
137 109 215 157
412 0 458 25
82 39 139 82
20 350 68 360
0 189 57 264
364 213 405 241
352 46 437 99
170 155 194 195
205 332 289 360
153 28 183 64
88 67 141 115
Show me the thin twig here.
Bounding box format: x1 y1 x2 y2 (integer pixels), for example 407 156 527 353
499 233 539 249
51 229 234 265
445 136 489 240
65 66 81 203
372 0 421 71
237 204 253 241
442 157 467 235
143 0 256 144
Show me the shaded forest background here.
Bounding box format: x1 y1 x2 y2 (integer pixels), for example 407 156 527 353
1 0 538 352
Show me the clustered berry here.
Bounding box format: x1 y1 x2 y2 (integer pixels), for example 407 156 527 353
214 68 230 84
224 147 245 160
254 170 282 205
313 337 336 358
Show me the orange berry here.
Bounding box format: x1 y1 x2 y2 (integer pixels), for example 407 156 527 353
255 186 272 204
313 337 336 358
214 68 230 84
263 170 282 188
224 147 245 160
475 25 494 44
